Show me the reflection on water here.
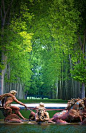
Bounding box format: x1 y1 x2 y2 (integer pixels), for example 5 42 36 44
0 124 86 133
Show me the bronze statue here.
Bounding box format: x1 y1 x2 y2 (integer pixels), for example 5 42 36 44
48 98 86 124
35 102 50 122
0 90 28 122
29 102 50 122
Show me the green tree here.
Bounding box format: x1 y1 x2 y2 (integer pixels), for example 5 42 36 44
0 0 34 97
70 0 86 98
27 0 82 99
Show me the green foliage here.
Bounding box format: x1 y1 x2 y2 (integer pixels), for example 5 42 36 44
49 0 80 46
71 61 86 83
0 0 34 91
1 0 86 99
70 0 86 84
27 0 81 97
0 64 5 71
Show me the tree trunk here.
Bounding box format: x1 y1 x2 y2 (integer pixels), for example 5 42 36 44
0 0 14 94
59 80 62 99
0 53 7 94
81 83 85 98
0 71 4 94
55 78 58 99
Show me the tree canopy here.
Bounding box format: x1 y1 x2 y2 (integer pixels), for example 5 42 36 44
0 0 86 99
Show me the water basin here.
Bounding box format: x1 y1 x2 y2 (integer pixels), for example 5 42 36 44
0 122 86 133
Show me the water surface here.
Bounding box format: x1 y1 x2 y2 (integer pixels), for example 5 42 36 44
0 123 86 133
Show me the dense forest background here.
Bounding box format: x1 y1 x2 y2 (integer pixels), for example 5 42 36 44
0 0 86 100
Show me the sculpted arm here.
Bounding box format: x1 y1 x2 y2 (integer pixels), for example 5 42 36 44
13 96 27 108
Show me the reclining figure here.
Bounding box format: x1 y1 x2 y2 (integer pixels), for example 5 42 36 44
29 102 49 122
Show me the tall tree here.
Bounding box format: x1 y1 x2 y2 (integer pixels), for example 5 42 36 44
0 0 34 97
27 0 82 99
70 0 86 98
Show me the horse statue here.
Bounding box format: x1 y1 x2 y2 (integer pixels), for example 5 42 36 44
80 98 86 125
49 98 86 124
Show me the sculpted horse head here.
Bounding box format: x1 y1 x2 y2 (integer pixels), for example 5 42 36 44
67 98 85 110
66 98 76 110
67 98 85 122
72 98 84 110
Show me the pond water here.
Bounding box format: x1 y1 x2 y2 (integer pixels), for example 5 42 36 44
0 123 86 133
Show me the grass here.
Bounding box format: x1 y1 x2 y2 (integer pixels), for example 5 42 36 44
0 111 5 119
0 109 60 119
20 109 60 119
13 99 68 104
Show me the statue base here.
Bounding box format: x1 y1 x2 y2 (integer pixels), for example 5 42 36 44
4 114 22 123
